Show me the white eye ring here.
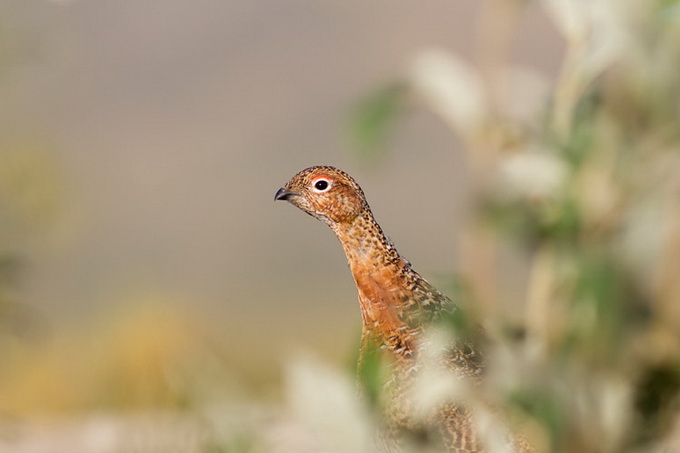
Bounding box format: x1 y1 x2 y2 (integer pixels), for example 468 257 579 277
311 177 331 193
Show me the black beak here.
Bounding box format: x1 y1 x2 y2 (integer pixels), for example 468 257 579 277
274 187 298 201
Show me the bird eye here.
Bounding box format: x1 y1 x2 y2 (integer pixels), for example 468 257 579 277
312 178 330 192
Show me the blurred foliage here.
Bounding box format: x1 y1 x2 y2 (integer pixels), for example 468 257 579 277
348 82 409 163
349 1 680 451
0 146 66 345
0 147 66 243
2 1 680 452
354 333 391 412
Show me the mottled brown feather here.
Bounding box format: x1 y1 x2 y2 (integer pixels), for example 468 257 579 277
276 166 532 452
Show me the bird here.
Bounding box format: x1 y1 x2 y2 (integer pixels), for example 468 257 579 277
275 166 532 452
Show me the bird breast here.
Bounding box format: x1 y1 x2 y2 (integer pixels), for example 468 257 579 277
352 264 415 357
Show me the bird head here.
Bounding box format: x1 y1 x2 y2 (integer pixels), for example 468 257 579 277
275 166 369 226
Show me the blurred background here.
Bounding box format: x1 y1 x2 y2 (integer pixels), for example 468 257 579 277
1 1 679 452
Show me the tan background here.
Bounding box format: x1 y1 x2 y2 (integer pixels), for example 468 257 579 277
1 0 562 393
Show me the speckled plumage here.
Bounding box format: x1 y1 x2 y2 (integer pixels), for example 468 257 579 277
275 166 530 453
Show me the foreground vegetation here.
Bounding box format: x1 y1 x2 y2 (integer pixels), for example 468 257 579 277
1 1 678 452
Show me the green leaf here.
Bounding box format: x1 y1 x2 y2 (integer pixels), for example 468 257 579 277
348 82 408 162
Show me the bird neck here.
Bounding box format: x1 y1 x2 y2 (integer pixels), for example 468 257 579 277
331 210 416 355
331 211 401 275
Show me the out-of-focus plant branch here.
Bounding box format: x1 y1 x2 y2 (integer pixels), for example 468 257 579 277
350 1 680 451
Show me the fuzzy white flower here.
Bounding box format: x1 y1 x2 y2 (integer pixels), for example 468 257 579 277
543 0 631 76
499 151 568 201
283 354 374 453
410 49 488 138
